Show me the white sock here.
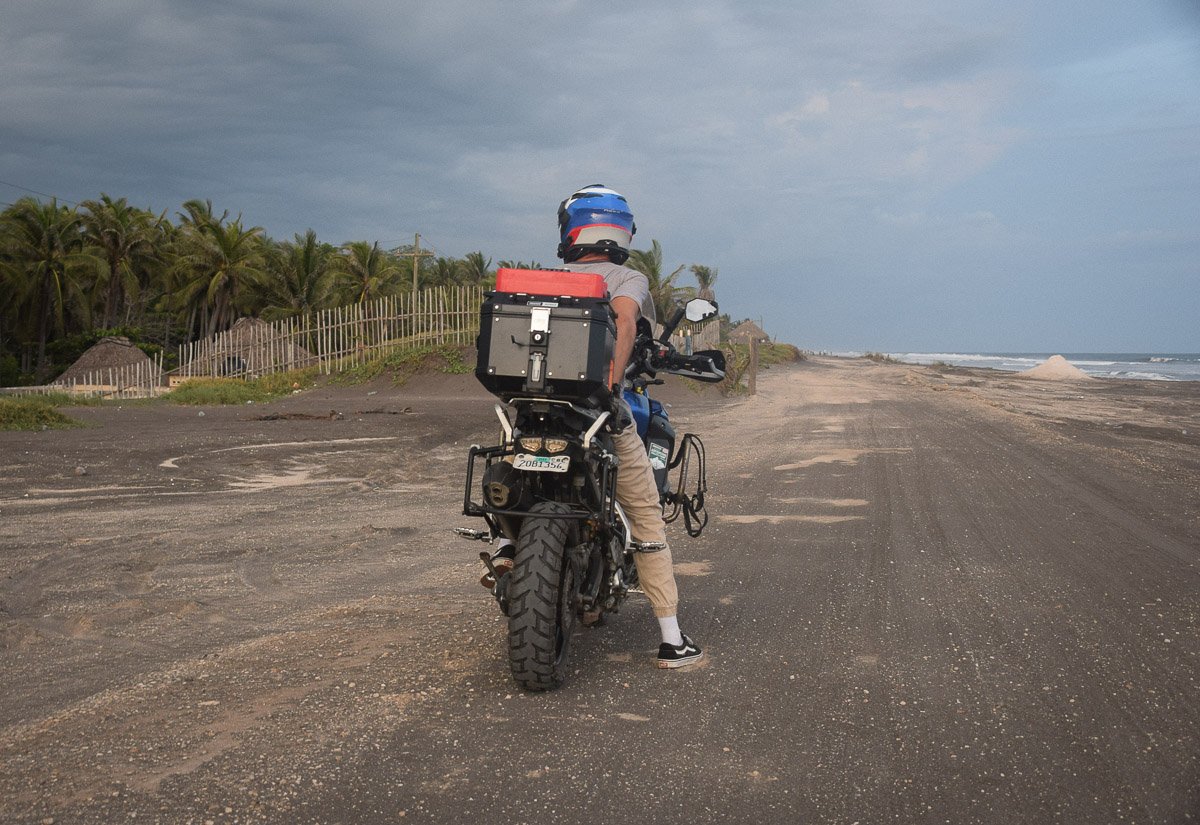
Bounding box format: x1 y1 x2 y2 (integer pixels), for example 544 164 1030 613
658 615 683 647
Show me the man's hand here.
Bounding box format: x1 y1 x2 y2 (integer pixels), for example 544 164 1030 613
608 388 634 433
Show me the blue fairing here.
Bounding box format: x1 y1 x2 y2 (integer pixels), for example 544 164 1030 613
625 390 651 440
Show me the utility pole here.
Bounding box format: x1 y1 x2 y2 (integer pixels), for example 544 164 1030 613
749 336 759 395
396 233 434 292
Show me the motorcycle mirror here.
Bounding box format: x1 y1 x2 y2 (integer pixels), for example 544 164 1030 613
685 298 718 323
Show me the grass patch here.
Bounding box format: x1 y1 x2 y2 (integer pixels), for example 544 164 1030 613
0 396 89 430
167 367 319 406
336 345 473 385
759 342 805 366
8 391 104 408
863 351 908 364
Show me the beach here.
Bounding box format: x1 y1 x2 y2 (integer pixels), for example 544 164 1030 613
1 355 1197 824
877 352 1200 382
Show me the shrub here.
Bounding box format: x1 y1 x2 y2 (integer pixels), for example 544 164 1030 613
0 396 87 430
167 367 318 405
336 345 473 385
719 341 803 394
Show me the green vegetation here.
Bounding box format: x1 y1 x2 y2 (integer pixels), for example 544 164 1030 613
1 192 729 391
166 345 475 405
759 342 804 367
721 341 804 395
0 395 90 430
863 351 907 364
167 367 318 405
625 240 691 322
0 195 508 388
337 345 474 385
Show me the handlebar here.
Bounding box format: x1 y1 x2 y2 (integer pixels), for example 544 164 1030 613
622 297 724 386
627 333 726 384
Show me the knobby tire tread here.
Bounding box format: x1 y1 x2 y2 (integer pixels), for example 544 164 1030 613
508 500 575 691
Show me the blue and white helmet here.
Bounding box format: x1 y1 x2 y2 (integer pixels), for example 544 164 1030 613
556 184 636 264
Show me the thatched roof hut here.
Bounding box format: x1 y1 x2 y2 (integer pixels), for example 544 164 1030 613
55 336 163 387
175 316 318 380
729 320 770 344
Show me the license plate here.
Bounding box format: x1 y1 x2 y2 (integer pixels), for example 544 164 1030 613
514 453 570 473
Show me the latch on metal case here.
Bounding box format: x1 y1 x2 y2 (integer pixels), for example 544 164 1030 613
526 306 552 390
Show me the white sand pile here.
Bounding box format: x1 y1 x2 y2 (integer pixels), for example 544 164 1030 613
1019 355 1093 381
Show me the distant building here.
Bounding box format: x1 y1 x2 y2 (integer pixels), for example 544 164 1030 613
53 336 164 397
173 317 318 384
729 320 769 344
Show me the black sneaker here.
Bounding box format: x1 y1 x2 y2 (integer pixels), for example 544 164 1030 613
657 634 703 668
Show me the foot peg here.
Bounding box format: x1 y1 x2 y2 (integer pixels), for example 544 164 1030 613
631 541 667 553
454 527 493 543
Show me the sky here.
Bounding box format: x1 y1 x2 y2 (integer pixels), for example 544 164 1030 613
3 0 1198 352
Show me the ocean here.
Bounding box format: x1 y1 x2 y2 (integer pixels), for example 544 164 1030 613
847 353 1200 382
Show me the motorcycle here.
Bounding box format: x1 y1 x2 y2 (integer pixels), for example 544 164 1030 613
457 269 725 690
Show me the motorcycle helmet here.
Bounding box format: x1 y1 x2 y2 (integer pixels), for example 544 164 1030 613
556 184 636 264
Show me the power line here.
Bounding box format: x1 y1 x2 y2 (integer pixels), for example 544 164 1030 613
382 235 442 256
0 179 81 207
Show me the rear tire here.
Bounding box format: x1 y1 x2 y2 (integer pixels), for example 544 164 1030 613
507 501 577 691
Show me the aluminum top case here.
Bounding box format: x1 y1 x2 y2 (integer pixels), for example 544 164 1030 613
476 268 616 405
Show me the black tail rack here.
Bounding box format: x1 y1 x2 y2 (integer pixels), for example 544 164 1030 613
462 443 620 530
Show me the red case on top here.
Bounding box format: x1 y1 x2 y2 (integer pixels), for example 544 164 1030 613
494 268 607 299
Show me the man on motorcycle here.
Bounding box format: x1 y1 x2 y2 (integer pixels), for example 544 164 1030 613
551 184 703 668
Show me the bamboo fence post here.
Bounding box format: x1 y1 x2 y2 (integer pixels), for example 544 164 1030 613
438 288 446 345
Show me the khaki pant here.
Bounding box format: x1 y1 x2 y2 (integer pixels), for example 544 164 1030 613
611 426 679 618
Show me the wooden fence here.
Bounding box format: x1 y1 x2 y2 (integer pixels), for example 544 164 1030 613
174 285 484 382
0 353 168 400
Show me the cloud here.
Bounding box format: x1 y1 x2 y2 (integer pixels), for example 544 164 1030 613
1 0 1196 349
763 72 1024 196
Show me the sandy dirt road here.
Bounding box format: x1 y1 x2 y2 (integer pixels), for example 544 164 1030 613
1 357 1198 823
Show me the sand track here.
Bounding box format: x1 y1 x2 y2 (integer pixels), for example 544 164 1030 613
1 360 1197 823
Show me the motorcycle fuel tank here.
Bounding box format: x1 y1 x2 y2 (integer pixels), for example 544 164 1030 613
624 389 651 440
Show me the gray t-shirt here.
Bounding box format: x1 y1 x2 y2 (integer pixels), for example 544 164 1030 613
562 261 656 327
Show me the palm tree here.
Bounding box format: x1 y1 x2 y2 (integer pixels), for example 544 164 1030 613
426 256 465 289
80 194 165 329
690 264 718 301
626 239 687 323
177 198 228 234
0 198 92 382
172 200 223 339
497 259 544 272
130 211 178 341
459 251 493 287
0 206 34 379
174 208 267 338
333 241 404 304
256 230 339 321
150 220 189 349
